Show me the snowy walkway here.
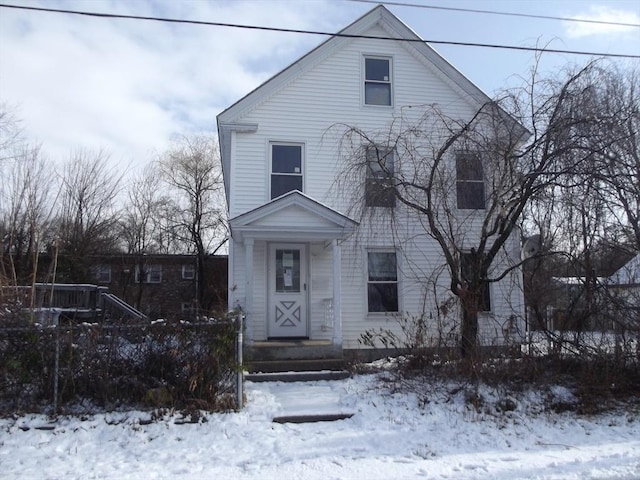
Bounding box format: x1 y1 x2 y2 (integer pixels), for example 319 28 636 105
1 374 639 479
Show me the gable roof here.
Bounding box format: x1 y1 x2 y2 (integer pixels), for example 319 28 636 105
217 5 526 206
609 254 640 286
229 190 358 242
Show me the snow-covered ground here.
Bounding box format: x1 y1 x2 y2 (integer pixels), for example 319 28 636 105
1 372 638 480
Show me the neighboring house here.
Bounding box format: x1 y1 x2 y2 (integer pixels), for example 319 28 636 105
90 254 228 320
606 253 640 327
536 255 639 332
217 6 526 359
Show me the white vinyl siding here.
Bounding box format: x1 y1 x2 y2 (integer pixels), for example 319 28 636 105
227 23 478 217
224 21 525 348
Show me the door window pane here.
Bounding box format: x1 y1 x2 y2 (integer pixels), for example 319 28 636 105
276 249 300 292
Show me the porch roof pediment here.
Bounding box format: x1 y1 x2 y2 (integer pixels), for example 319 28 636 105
229 191 358 242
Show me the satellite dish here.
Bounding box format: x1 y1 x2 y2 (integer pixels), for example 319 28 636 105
521 235 542 260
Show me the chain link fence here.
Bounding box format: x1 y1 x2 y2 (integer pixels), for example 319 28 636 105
0 314 243 415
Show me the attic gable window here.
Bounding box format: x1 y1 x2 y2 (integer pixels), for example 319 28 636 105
456 153 485 210
270 143 303 199
364 56 392 106
365 145 395 207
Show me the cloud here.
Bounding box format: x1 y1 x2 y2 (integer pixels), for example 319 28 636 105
564 5 640 38
0 0 358 169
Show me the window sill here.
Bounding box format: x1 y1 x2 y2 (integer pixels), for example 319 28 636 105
366 312 400 321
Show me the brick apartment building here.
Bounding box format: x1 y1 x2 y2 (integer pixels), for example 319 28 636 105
90 254 228 320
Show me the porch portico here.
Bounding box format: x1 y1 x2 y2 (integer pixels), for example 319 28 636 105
229 192 357 354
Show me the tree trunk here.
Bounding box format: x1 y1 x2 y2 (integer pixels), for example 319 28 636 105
460 306 479 359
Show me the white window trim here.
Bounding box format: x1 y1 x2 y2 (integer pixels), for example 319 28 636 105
362 55 393 107
182 264 195 280
268 141 305 200
365 247 401 317
365 145 396 207
135 264 162 284
461 252 492 313
94 265 111 284
181 302 193 314
456 152 486 210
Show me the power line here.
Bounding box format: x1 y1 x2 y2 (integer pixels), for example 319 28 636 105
1 3 638 59
347 0 640 28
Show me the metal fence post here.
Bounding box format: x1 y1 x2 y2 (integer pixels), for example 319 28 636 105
236 312 244 410
52 310 60 415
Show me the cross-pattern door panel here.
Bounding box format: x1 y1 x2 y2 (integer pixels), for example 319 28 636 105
269 244 307 338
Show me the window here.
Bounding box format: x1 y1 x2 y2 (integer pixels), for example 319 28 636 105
461 253 491 312
271 143 303 199
93 265 111 284
182 264 195 280
135 264 162 284
365 145 395 207
364 57 392 106
275 249 301 293
181 302 193 315
367 251 399 313
456 153 485 209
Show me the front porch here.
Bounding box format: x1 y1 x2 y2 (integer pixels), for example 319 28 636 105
229 191 358 357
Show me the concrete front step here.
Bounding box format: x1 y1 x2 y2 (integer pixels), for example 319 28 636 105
244 370 350 383
272 413 354 423
245 357 346 373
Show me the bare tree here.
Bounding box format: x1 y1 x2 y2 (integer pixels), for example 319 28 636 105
156 135 227 312
0 101 23 163
54 149 124 282
0 143 56 286
337 61 612 358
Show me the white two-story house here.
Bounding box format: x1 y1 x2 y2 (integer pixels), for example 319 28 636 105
217 5 526 360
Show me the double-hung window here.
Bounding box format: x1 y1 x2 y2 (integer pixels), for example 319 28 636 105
461 253 491 312
364 56 392 106
93 265 111 284
367 251 399 313
456 153 485 209
365 145 395 207
135 264 162 284
271 143 303 199
182 264 195 280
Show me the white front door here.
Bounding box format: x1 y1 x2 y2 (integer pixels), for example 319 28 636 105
268 243 308 338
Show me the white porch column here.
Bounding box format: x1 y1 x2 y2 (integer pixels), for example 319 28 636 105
244 238 254 343
332 239 342 347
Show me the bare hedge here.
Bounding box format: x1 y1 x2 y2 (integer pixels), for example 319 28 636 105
0 318 238 415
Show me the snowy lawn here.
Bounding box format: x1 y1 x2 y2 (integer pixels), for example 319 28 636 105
1 372 638 480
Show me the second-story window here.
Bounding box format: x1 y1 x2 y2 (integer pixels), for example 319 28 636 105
456 153 485 210
365 145 395 207
364 56 392 106
93 265 111 284
461 252 491 312
271 143 303 199
135 264 162 284
182 264 195 280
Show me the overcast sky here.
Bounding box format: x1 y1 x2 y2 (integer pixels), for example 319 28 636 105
1 0 638 173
